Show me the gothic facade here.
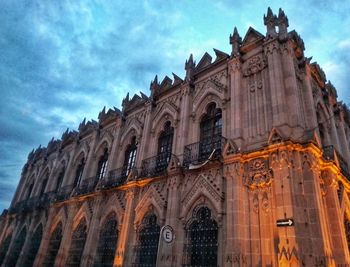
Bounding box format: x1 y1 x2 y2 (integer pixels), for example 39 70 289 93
1 7 350 267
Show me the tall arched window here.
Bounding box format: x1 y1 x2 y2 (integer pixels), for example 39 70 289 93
43 222 63 267
0 233 12 266
22 224 43 267
184 206 218 267
56 168 65 192
199 103 222 161
135 213 160 267
66 218 88 267
6 227 27 266
26 181 34 200
94 214 119 267
123 137 137 177
73 157 85 188
97 148 109 180
40 173 49 197
344 215 350 251
157 121 174 172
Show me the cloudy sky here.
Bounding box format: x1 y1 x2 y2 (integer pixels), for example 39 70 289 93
0 0 349 211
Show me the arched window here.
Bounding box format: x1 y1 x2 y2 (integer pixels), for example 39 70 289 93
156 121 174 172
94 214 119 267
40 173 49 197
184 206 218 267
56 168 65 192
199 103 222 161
0 233 12 266
66 218 88 267
97 148 109 180
135 213 160 267
6 227 27 266
22 224 43 267
344 215 350 251
123 137 137 177
26 181 34 200
43 222 63 267
73 157 85 188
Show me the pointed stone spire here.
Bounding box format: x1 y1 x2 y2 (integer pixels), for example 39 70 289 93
185 54 195 83
277 8 289 41
150 75 160 95
229 26 242 57
264 7 277 38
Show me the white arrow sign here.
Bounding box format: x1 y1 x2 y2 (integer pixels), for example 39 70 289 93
276 219 294 227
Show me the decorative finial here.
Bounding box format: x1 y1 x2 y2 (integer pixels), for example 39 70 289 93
185 54 195 83
264 7 277 38
229 26 242 57
277 8 289 41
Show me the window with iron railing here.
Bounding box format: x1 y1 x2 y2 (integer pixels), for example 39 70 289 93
97 148 109 180
73 158 85 188
22 224 43 267
66 219 87 267
123 137 137 177
199 103 222 162
6 227 27 267
157 121 174 171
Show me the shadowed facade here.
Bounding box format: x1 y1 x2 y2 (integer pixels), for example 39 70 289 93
1 7 350 267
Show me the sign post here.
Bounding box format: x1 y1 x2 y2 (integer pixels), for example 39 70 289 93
156 225 175 267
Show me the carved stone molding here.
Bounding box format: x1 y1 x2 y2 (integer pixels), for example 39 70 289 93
244 158 273 190
242 54 267 77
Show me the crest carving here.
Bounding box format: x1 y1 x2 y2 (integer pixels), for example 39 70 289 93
244 158 272 190
242 55 267 77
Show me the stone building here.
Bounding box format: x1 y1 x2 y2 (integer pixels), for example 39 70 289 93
1 7 350 267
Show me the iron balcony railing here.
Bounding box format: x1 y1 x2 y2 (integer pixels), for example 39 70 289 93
99 167 128 189
140 153 172 178
8 191 56 214
323 145 350 180
55 184 74 202
183 136 226 168
74 176 98 196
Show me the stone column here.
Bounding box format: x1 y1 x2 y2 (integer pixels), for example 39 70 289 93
114 189 136 267
2 216 23 267
55 204 76 267
33 207 56 266
157 172 182 267
136 104 152 165
175 85 192 160
280 42 304 130
264 39 287 127
82 131 99 179
81 197 102 267
223 161 248 267
302 65 318 130
322 170 348 264
228 58 243 142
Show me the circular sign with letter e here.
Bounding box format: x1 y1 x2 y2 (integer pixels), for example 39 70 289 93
162 225 174 243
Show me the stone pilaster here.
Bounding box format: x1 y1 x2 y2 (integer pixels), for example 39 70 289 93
114 189 135 267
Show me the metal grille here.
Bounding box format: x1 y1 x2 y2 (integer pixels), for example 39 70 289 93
74 158 85 188
0 233 12 266
123 137 137 177
199 104 222 162
134 213 160 267
94 216 118 267
22 224 43 267
158 122 174 165
345 216 350 251
66 219 88 267
6 227 27 267
43 222 63 267
183 207 218 267
56 169 65 192
97 148 109 180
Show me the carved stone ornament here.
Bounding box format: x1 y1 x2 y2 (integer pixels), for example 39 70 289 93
242 55 267 77
244 158 272 190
